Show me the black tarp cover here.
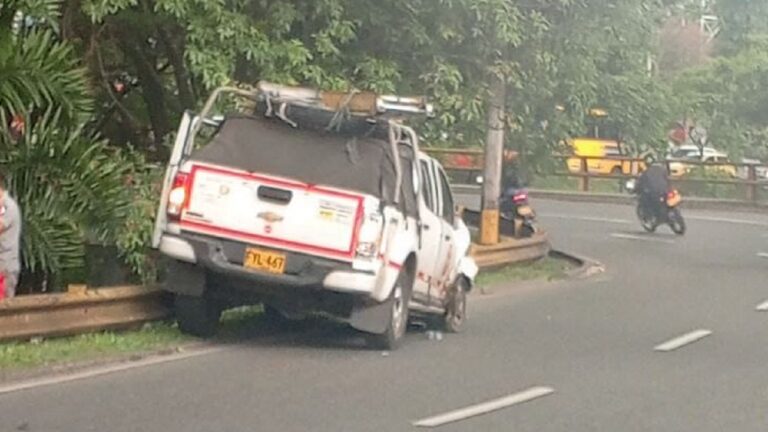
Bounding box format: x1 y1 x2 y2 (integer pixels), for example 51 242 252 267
191 115 418 216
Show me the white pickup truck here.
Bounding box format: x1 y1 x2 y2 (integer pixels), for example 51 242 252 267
152 83 477 349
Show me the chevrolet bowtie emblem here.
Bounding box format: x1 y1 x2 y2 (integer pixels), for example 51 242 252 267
257 212 284 223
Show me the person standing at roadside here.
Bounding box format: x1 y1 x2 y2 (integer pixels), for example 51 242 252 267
0 172 22 298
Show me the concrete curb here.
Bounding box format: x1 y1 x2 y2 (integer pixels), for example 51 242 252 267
548 250 605 280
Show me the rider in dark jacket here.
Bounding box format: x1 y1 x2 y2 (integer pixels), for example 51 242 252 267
636 163 670 218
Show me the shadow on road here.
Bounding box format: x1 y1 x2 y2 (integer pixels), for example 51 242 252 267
213 314 430 351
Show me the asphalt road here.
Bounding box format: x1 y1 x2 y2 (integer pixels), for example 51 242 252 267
2 198 768 432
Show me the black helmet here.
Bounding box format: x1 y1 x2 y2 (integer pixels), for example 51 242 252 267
643 153 656 166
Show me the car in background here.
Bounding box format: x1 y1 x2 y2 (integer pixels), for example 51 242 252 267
736 158 768 181
565 138 645 176
666 145 736 178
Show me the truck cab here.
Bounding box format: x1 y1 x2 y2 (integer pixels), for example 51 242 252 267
153 83 477 349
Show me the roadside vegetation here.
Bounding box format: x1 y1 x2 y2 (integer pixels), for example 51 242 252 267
475 257 573 288
0 306 264 371
2 0 766 291
0 254 576 372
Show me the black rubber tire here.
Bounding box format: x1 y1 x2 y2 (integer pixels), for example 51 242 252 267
669 208 686 235
175 294 221 338
636 205 657 233
442 278 468 333
366 271 412 351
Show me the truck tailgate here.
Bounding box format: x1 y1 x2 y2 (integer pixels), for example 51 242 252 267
181 163 364 261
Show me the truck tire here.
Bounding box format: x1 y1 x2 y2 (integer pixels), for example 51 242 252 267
175 294 221 338
442 278 469 333
366 271 412 350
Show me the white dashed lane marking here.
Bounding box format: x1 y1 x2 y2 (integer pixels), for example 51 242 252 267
412 386 555 428
610 233 675 244
654 330 713 352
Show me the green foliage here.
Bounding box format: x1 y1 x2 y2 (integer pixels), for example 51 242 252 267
113 150 163 283
0 322 188 370
0 110 128 275
0 29 90 121
679 167 740 199
673 27 768 159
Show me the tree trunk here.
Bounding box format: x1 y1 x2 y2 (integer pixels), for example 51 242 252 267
120 38 171 147
156 24 195 110
480 74 506 245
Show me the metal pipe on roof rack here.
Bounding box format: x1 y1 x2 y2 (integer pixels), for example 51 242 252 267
257 81 322 105
388 121 403 205
191 86 257 140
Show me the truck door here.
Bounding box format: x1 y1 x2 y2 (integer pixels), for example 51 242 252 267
413 159 444 305
152 111 194 248
432 166 459 304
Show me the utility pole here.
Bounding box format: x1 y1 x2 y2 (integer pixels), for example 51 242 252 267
480 74 506 245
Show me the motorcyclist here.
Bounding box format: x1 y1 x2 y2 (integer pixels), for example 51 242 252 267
500 157 523 213
636 156 670 219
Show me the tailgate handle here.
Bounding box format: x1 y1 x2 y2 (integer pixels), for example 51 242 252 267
257 186 293 204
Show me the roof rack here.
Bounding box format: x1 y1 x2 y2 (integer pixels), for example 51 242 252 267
256 81 434 117
190 83 429 206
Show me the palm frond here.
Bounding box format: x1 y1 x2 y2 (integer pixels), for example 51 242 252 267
0 109 129 275
0 29 90 119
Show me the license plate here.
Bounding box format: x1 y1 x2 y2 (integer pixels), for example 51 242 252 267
518 206 533 217
243 247 286 274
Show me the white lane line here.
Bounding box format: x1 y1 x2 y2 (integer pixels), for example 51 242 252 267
0 346 225 396
687 216 768 227
412 386 554 428
538 213 631 224
654 330 712 352
610 233 675 244
756 300 768 312
757 252 768 259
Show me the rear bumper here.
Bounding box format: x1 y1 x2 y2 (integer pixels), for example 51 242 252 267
158 233 379 296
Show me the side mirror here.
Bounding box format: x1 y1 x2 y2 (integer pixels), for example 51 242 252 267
625 178 636 192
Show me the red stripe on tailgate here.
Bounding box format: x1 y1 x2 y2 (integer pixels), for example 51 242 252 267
182 164 365 260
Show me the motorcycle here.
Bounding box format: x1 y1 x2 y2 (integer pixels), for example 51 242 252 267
625 179 686 235
500 186 537 238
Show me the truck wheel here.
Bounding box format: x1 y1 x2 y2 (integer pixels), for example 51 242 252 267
175 294 221 338
366 271 411 350
442 278 468 333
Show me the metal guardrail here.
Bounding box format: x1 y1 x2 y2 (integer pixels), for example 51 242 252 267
424 148 768 203
0 285 169 343
0 205 548 343
470 233 550 269
549 155 766 202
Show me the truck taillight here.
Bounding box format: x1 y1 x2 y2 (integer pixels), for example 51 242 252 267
167 172 190 220
355 213 383 259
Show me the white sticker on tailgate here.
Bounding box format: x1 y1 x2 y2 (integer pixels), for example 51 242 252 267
317 199 355 224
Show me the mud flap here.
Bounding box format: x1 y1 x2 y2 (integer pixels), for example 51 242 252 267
349 298 392 334
165 260 206 297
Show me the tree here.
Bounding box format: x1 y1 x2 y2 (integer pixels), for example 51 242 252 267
0 0 90 123
0 1 130 291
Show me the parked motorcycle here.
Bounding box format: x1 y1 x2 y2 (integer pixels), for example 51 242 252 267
500 186 537 238
625 179 686 235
